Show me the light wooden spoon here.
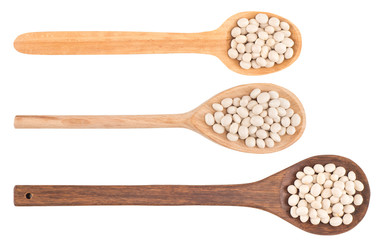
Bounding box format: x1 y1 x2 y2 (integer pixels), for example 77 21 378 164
14 83 305 154
14 12 302 76
14 155 370 235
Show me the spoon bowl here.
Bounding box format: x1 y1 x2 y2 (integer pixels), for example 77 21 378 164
14 155 369 235
277 155 370 235
189 83 306 153
14 12 302 76
14 83 306 154
213 11 302 75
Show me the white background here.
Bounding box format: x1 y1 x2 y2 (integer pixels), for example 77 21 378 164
0 0 382 239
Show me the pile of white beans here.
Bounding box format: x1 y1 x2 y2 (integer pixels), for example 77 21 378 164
204 88 301 148
228 13 294 69
287 164 364 226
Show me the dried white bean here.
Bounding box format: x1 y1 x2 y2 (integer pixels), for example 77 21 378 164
237 18 249 28
265 138 274 148
256 138 265 148
204 113 215 126
255 13 268 24
354 180 364 191
226 133 239 141
285 47 294 59
330 217 342 227
354 194 363 205
290 113 301 127
286 126 296 135
213 124 225 134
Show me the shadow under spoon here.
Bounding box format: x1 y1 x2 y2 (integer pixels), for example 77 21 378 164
14 11 302 76
14 155 370 235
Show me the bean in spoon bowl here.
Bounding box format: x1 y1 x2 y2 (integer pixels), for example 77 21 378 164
14 12 301 76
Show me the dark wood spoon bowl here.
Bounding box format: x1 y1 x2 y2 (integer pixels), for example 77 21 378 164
14 155 369 235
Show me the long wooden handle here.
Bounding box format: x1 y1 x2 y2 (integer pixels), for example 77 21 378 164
14 185 252 206
14 114 191 129
14 31 221 55
14 174 282 209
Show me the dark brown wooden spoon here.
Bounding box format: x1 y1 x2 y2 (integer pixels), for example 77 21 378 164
14 155 369 235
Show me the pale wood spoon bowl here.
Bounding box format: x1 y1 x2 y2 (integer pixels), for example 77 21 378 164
14 155 370 235
14 12 302 76
14 83 305 154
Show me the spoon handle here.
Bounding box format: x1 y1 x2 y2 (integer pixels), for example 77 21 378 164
14 31 221 55
14 183 277 207
14 114 192 129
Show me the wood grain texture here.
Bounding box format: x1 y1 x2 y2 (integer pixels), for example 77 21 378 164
13 12 302 76
14 83 306 154
14 155 370 235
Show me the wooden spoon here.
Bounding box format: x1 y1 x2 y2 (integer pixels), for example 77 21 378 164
14 155 370 235
13 12 302 76
14 83 305 154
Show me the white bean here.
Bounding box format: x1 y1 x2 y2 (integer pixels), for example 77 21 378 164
240 61 251 69
273 32 285 42
204 113 215 126
280 22 290 30
256 92 271 104
354 180 364 191
325 163 336 173
265 138 274 148
268 50 279 62
236 107 249 118
285 47 294 59
334 167 346 177
343 213 353 225
255 13 268 24
221 98 233 108
256 138 265 148
300 215 309 223
290 206 299 218
314 164 325 173
330 217 343 227
245 137 256 147
212 103 223 111
310 183 322 197
250 116 264 127
246 24 258 33
229 123 239 134
290 114 301 127
282 38 294 48
226 133 239 142
304 166 315 175
238 125 249 139
296 207 309 216
331 187 343 198
344 205 355 214
213 124 225 134
354 194 363 206
214 112 224 123
237 18 249 28
270 132 281 142
286 126 296 135
274 43 287 54
302 175 313 184
279 98 290 109
228 48 239 59
270 123 282 133
235 35 247 44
